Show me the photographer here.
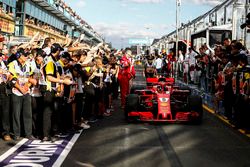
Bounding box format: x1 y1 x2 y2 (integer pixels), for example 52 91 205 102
197 46 209 91
144 54 156 78
232 54 250 131
240 12 250 30
186 47 197 84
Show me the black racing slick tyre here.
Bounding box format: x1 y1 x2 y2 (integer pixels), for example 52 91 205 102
130 85 146 94
188 95 203 124
125 94 139 121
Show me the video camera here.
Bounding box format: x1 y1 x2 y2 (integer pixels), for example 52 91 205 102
244 65 250 72
240 12 250 30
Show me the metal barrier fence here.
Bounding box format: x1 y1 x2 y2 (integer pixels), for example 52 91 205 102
176 80 225 115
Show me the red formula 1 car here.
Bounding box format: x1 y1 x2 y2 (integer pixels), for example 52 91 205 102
125 76 203 124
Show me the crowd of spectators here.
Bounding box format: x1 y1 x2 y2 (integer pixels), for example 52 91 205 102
25 18 64 37
0 34 130 142
182 39 250 132
0 5 14 18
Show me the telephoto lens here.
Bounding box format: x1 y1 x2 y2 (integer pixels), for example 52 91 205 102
241 12 250 29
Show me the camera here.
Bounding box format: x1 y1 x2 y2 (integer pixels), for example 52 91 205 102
240 12 250 29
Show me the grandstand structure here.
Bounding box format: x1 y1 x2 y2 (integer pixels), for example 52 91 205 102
0 0 103 45
152 0 250 53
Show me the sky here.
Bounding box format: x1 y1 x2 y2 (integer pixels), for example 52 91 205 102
64 0 225 49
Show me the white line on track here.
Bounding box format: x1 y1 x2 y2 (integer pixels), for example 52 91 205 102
0 139 29 162
52 130 83 167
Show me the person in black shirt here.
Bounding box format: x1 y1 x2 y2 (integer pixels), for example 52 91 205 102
0 53 11 141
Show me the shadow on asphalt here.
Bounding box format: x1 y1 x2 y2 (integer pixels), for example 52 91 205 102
62 98 250 167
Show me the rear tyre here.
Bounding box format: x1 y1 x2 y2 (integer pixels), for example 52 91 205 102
125 94 139 121
188 95 203 124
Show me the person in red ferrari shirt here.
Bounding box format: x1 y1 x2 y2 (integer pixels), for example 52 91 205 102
118 50 135 108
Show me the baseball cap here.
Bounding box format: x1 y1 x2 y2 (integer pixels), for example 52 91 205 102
16 48 29 59
36 48 47 58
61 51 73 62
238 53 248 63
72 64 83 74
51 43 64 53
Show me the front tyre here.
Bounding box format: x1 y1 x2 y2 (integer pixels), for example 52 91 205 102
188 95 203 124
125 94 139 122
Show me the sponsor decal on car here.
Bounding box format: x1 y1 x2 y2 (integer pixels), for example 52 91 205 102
160 102 168 107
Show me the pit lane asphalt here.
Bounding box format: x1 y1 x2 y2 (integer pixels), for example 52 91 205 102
62 99 250 167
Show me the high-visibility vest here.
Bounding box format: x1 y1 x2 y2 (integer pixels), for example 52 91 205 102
8 60 32 96
42 56 58 91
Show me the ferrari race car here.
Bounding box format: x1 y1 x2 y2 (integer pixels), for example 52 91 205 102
125 71 203 124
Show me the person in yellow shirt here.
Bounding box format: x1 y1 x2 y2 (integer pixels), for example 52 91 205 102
42 43 72 142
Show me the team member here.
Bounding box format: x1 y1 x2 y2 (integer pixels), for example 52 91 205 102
105 56 119 113
145 54 156 78
72 64 90 129
82 63 96 122
109 56 119 100
223 41 242 121
103 64 112 116
232 54 250 130
42 37 55 55
186 48 197 84
57 52 78 132
0 53 11 141
73 50 91 127
30 49 47 137
42 43 72 141
54 51 70 133
154 54 163 75
118 50 135 108
8 48 37 140
91 57 106 119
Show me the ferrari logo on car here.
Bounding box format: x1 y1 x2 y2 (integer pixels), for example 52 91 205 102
159 98 169 102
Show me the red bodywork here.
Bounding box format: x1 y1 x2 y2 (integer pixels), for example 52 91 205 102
126 77 201 122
